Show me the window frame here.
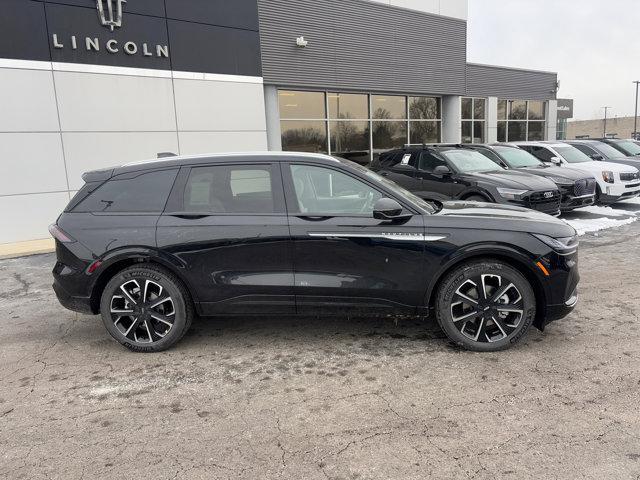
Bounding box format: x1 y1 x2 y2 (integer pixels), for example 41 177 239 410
164 162 287 216
461 97 487 144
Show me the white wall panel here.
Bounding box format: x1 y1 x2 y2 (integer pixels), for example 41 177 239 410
0 68 60 132
178 131 267 155
173 79 267 132
62 132 180 190
53 71 176 132
0 192 69 244
0 133 67 195
438 0 468 20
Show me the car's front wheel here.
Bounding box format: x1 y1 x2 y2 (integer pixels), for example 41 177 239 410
435 260 536 351
99 265 193 352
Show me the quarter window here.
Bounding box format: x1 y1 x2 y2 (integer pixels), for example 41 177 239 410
74 169 178 213
183 165 276 214
289 165 382 215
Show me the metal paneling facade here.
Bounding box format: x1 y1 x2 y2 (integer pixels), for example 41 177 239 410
466 63 557 101
258 0 467 95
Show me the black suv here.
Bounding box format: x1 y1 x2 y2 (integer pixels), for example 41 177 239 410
51 153 579 352
592 138 640 157
467 144 596 211
371 145 562 215
568 139 640 169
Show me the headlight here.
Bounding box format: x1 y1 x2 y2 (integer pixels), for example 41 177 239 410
496 188 528 200
602 171 615 183
532 233 579 254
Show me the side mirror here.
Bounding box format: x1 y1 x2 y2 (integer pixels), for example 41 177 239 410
550 157 562 165
433 165 452 176
373 198 412 222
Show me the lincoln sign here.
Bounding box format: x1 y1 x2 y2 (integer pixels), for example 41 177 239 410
50 0 169 60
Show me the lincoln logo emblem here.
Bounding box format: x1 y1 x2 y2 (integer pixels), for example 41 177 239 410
97 0 126 31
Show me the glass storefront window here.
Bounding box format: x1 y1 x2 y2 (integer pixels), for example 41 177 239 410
498 100 508 120
527 122 545 140
372 95 406 119
461 97 486 143
278 90 441 164
528 101 545 120
373 121 407 159
474 99 485 120
498 99 547 142
281 120 328 153
409 97 441 120
474 121 485 143
461 98 473 120
509 100 527 120
497 122 507 142
328 93 368 120
278 91 325 119
409 121 440 144
330 121 370 164
508 121 527 141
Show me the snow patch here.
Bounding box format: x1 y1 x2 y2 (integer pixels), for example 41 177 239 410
563 199 640 236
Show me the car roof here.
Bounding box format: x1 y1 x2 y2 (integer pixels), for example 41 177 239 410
510 141 569 148
82 151 342 182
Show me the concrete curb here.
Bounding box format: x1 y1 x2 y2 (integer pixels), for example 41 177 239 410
0 239 55 260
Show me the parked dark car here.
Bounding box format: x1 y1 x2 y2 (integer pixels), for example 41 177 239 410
371 145 562 215
566 139 640 169
51 152 579 353
592 138 640 157
466 144 596 211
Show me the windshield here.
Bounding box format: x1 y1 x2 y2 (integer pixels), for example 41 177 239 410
340 158 437 213
441 150 504 173
555 146 592 164
613 141 640 156
493 147 542 168
593 142 627 159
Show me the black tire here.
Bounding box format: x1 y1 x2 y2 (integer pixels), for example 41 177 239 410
465 194 490 202
99 264 193 352
435 259 536 352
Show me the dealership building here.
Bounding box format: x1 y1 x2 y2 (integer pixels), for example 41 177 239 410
1 0 560 244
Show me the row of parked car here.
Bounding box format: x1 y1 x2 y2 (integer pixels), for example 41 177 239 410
371 139 640 216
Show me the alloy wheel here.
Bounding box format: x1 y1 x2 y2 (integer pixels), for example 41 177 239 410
109 279 175 344
449 274 524 343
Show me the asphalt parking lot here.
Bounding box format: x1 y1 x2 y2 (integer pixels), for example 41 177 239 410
2 213 640 479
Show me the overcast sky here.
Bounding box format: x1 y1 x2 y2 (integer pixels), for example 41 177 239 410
467 0 639 121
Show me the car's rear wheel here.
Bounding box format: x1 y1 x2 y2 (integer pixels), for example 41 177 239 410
99 265 193 352
435 260 536 352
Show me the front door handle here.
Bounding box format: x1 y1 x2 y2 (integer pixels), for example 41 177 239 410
296 216 333 222
167 212 212 220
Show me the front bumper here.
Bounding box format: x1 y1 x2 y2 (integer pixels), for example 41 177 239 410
560 194 595 211
598 182 640 204
534 250 580 330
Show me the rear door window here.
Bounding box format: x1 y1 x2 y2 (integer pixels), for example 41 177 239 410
74 169 178 213
183 164 280 214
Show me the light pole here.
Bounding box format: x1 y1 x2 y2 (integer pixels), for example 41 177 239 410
602 106 610 137
633 81 640 140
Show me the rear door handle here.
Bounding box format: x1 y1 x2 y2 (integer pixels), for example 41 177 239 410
167 212 212 220
296 216 333 222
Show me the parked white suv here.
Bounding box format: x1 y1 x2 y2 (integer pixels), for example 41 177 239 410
512 142 640 204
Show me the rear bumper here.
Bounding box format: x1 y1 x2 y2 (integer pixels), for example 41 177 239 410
53 280 94 315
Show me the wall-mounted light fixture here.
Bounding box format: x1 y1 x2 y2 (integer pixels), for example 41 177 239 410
296 36 308 48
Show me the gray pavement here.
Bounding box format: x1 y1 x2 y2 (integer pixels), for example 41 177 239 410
1 223 640 479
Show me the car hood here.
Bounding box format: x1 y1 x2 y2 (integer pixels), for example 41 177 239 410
565 160 638 174
458 170 558 190
513 165 592 182
430 200 576 237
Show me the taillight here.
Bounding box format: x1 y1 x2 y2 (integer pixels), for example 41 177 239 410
48 224 76 243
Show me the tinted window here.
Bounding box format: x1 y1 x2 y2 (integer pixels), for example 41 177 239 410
528 146 554 162
184 165 276 214
613 141 640 156
572 144 597 157
290 164 383 215
75 169 177 213
418 152 448 172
